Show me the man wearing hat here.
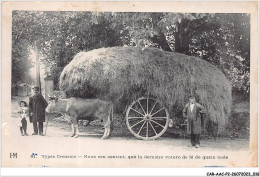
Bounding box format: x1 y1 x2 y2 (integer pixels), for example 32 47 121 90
29 86 48 136
183 95 206 148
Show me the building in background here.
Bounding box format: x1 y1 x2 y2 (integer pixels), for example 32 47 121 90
12 83 32 97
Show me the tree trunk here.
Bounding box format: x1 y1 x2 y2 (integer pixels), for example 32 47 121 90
174 21 190 55
34 41 41 94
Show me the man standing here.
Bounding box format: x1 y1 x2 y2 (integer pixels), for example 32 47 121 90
29 86 48 136
183 96 205 148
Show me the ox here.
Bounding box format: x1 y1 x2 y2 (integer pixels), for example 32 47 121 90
46 97 113 139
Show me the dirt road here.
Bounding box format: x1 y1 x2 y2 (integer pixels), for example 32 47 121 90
2 97 251 167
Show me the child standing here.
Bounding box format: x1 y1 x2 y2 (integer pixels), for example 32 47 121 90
18 100 29 136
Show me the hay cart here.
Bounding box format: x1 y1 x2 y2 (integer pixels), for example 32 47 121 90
60 47 232 140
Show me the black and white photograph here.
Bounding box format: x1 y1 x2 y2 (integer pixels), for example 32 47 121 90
1 1 258 174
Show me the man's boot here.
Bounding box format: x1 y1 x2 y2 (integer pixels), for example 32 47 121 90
20 127 24 136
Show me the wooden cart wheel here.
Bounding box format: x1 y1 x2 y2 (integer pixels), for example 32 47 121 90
126 97 170 140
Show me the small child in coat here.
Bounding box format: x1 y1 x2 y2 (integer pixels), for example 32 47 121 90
18 100 29 136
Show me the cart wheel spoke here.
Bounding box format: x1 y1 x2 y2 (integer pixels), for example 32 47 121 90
137 100 146 114
151 108 165 117
128 117 144 119
146 121 149 138
130 119 145 129
150 119 165 128
149 101 157 115
137 121 146 135
147 97 149 113
149 121 157 135
130 107 145 117
151 117 168 119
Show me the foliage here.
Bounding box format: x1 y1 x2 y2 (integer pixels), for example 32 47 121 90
226 91 250 138
12 11 123 88
11 38 32 85
12 12 32 85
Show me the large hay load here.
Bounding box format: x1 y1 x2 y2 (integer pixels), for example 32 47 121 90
60 47 232 139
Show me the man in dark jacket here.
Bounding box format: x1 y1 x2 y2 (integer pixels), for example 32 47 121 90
183 96 206 148
29 86 48 136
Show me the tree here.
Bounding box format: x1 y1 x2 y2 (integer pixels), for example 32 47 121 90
187 14 250 93
12 11 123 89
12 12 33 86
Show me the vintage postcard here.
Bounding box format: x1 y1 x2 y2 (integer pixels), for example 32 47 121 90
1 1 258 169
